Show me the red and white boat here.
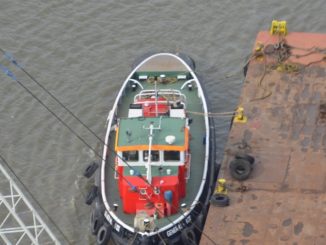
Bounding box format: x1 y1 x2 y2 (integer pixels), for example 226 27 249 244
86 53 216 245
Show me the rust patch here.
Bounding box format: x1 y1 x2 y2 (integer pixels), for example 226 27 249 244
318 103 326 123
240 240 250 245
280 234 290 241
294 222 304 235
300 137 310 149
229 239 236 245
243 130 253 143
282 218 292 226
242 222 256 237
268 223 278 229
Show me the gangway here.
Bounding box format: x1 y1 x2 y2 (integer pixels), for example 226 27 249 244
0 158 61 244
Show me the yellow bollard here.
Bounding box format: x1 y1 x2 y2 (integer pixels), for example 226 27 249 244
270 20 287 35
233 106 247 123
215 178 227 195
255 42 264 52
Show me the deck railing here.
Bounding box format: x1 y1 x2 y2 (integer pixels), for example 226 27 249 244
134 89 187 103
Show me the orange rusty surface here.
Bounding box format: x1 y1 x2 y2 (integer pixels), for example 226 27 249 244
255 32 326 65
201 32 326 245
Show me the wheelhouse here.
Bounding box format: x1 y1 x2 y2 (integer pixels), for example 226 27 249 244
114 116 191 216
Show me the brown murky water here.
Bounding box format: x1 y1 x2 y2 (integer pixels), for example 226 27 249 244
0 0 325 244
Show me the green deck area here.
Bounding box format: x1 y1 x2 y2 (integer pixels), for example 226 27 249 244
117 117 186 147
104 68 207 228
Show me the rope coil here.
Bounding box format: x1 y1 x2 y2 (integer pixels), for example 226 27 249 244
249 37 325 102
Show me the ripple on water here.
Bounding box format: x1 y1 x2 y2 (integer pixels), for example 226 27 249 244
0 1 325 244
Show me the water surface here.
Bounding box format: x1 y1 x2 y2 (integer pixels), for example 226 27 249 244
0 0 325 243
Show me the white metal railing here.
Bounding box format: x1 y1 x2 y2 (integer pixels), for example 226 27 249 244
0 163 60 245
134 89 186 103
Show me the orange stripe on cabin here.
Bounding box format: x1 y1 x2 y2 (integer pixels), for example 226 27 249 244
115 127 189 151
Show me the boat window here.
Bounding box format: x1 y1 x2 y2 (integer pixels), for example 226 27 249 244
143 151 159 162
164 151 180 161
122 151 139 162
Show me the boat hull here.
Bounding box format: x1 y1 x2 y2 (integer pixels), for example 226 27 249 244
89 53 217 245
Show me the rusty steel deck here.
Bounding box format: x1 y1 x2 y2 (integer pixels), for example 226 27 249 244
201 31 326 245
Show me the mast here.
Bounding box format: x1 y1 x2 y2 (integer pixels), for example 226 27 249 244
154 80 158 117
143 118 162 184
146 122 154 184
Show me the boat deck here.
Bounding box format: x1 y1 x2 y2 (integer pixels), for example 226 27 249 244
104 57 207 228
201 32 326 245
136 55 189 72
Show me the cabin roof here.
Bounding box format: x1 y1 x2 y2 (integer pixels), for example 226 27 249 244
115 117 187 151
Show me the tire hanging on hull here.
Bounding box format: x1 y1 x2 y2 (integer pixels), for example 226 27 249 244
85 186 98 205
96 223 112 245
83 161 99 178
176 52 196 71
90 208 104 235
181 226 197 245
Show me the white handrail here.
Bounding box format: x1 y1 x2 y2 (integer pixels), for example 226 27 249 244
180 79 195 90
134 89 186 102
129 79 144 90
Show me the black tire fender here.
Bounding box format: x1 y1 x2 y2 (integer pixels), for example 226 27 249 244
85 186 98 205
83 161 99 178
210 194 230 207
157 240 167 245
181 227 197 245
235 153 255 165
138 235 150 245
229 159 252 181
195 212 205 228
96 223 112 245
90 208 104 235
131 51 158 69
177 53 196 71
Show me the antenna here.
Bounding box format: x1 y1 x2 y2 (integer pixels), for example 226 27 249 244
154 79 158 117
143 117 162 184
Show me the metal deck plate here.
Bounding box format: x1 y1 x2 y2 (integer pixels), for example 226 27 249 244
201 32 326 245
